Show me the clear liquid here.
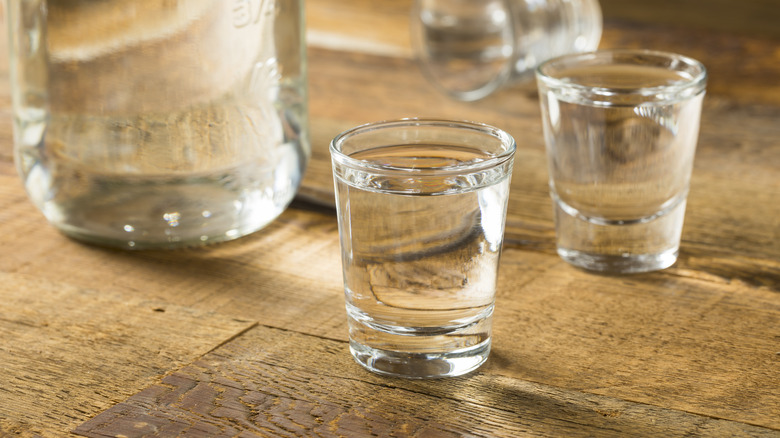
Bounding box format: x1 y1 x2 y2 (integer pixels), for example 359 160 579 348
538 63 704 272
333 144 512 360
9 0 308 248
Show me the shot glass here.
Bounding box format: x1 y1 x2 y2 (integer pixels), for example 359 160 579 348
330 119 516 378
535 49 707 273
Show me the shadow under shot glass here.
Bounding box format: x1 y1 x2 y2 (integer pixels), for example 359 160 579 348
536 49 707 273
330 119 516 378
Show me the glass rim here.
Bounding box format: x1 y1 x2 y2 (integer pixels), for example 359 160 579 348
535 49 708 100
329 118 517 176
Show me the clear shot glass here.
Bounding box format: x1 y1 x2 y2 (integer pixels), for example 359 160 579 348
330 119 516 378
411 0 602 101
535 49 707 273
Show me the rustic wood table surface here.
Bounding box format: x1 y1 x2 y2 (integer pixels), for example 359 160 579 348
1 1 779 436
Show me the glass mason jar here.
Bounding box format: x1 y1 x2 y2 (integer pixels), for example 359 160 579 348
411 0 602 101
6 0 309 249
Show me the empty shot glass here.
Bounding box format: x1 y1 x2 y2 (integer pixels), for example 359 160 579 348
536 49 707 273
330 119 516 378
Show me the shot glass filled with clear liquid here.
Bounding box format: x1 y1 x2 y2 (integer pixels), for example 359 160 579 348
536 49 707 273
330 119 515 378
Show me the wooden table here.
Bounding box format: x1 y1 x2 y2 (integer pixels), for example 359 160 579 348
1 1 779 436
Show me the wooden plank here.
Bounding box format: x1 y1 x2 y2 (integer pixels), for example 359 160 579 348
305 0 780 57
307 0 412 57
492 250 780 429
0 75 777 432
599 0 780 38
600 23 780 105
0 169 547 343
0 272 254 437
5 162 776 430
75 324 779 437
0 173 350 338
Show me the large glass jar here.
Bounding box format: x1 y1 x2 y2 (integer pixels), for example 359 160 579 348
6 0 308 249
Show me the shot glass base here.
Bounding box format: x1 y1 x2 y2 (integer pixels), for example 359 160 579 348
349 339 490 379
558 247 678 274
552 196 686 274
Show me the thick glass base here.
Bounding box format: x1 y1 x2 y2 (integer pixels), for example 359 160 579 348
558 247 678 274
349 338 490 379
553 197 686 274
24 160 303 250
345 302 493 378
49 187 289 250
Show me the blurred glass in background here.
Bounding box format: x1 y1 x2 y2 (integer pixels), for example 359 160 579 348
411 0 602 101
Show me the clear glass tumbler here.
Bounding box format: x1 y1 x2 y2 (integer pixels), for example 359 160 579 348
6 0 309 249
411 0 602 101
536 49 707 273
331 119 515 378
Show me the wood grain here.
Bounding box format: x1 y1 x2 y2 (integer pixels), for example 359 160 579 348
0 175 347 340
599 0 780 38
2 162 775 433
306 0 780 47
492 251 780 429
0 1 778 436
307 0 412 57
0 272 254 437
75 324 779 438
